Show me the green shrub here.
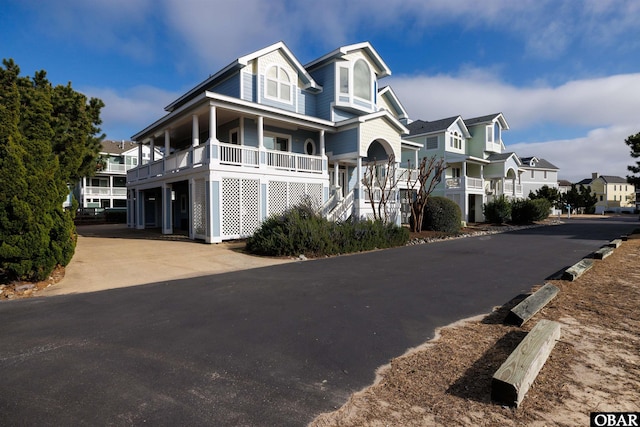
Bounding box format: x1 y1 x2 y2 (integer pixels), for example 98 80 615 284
511 198 552 224
483 196 512 224
246 203 409 257
421 196 461 233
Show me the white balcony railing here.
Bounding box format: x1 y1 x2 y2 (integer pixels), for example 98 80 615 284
85 186 127 197
127 141 325 184
445 177 484 190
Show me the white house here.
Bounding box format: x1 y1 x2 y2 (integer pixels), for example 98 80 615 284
73 140 161 210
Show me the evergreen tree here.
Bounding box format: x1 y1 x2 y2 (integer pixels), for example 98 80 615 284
529 185 561 208
0 59 104 281
625 132 640 186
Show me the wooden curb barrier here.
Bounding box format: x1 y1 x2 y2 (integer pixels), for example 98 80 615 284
593 246 614 260
504 283 560 327
492 319 561 407
562 258 593 281
607 239 622 248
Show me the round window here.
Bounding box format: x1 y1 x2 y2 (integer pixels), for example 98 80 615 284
304 139 316 155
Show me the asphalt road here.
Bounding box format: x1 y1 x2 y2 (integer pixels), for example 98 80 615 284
0 217 636 426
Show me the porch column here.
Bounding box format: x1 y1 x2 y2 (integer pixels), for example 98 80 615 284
192 114 199 147
414 151 419 169
356 157 362 217
162 183 173 235
150 138 155 162
209 105 217 142
257 116 264 149
334 162 341 199
138 140 144 165
164 130 170 157
501 177 505 196
81 176 86 208
188 178 195 239
257 115 265 168
319 130 325 156
136 189 144 229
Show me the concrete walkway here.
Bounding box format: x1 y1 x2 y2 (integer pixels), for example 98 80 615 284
44 224 293 296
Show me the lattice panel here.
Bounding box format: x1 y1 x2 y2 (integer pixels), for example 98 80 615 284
268 181 288 216
289 182 306 207
193 179 206 236
241 179 260 236
306 183 323 207
222 178 241 236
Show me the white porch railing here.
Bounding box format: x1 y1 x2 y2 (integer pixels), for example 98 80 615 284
127 141 325 184
266 150 323 173
397 167 418 181
85 186 127 197
320 191 340 217
219 143 259 167
327 189 354 222
504 182 523 195
445 177 484 190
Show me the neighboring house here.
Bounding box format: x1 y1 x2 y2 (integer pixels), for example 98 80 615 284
73 140 161 210
557 179 572 195
519 157 559 196
126 41 416 242
583 173 636 214
402 113 560 222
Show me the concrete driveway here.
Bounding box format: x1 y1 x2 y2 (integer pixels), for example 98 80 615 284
1 217 636 426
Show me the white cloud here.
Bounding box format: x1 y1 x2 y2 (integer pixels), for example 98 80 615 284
509 126 636 182
387 71 640 182
81 85 179 140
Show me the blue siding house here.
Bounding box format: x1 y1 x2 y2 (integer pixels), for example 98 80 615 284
127 41 418 242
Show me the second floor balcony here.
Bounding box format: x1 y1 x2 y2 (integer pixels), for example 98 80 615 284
127 140 326 184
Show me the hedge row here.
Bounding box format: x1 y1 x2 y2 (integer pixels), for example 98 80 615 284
246 204 409 257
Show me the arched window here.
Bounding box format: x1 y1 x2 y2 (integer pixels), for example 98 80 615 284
304 139 316 155
266 66 292 103
353 59 371 101
449 131 462 150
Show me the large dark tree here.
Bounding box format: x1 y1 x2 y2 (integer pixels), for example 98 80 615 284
0 59 104 281
529 185 561 209
625 132 640 186
561 184 597 213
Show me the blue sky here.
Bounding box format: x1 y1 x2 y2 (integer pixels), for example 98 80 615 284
2 0 640 182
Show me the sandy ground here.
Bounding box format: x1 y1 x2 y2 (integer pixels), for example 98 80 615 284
42 224 294 296
311 235 640 426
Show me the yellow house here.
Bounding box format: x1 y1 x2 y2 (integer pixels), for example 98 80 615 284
589 173 636 213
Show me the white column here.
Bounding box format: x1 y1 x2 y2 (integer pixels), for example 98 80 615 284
319 130 325 156
192 114 199 147
209 105 217 142
150 138 155 162
356 157 362 216
257 116 264 149
334 162 341 199
138 141 143 165
164 130 170 155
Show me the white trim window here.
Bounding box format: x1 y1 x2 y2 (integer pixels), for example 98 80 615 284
265 65 292 103
353 59 372 102
449 131 462 150
263 133 290 152
426 136 438 150
336 59 374 108
487 125 494 143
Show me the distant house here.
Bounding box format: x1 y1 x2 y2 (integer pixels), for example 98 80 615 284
587 173 635 213
402 113 560 222
72 140 161 210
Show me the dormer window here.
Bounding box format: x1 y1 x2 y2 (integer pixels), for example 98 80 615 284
266 66 292 103
449 131 462 150
354 60 371 101
336 59 375 110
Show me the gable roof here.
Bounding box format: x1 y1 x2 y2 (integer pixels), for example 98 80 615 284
377 86 408 122
406 116 470 137
558 179 572 186
464 112 510 130
576 178 592 185
487 152 521 164
100 140 137 155
305 42 391 78
598 175 628 184
520 157 559 170
165 41 320 112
